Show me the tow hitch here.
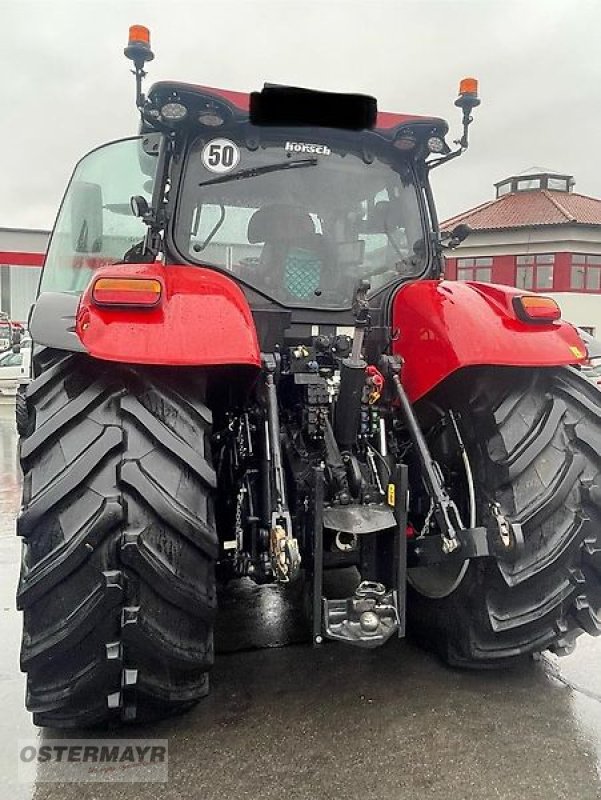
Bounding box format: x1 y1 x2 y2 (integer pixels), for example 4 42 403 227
310 464 408 648
323 581 400 648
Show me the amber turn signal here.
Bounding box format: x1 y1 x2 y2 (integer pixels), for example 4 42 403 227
513 295 561 323
92 277 162 307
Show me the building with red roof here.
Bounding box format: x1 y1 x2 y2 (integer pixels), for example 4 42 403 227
443 169 601 334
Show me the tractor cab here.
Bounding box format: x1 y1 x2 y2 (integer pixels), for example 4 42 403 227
163 83 446 313
39 64 477 340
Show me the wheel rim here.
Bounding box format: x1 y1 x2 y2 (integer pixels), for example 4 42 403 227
407 559 469 599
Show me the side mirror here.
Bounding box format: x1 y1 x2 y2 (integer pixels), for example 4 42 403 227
12 343 21 354
441 223 472 249
130 195 150 218
70 181 103 254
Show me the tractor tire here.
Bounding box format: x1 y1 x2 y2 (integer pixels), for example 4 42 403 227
15 385 31 438
407 366 601 667
17 347 218 727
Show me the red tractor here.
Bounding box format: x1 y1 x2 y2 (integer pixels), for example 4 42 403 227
17 26 601 727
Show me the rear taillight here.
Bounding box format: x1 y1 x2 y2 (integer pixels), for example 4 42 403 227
513 295 561 323
92 277 162 307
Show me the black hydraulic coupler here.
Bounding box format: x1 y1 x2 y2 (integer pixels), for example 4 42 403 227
335 357 366 449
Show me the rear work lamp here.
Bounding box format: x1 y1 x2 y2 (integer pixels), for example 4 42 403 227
513 295 561 323
92 277 162 307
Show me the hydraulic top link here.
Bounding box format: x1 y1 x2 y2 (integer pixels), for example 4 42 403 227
381 355 461 553
262 353 301 582
263 354 287 514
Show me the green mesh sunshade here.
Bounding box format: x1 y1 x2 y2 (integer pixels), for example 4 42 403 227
284 248 322 299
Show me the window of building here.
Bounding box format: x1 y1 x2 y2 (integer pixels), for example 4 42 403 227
548 177 569 192
515 254 554 290
457 256 493 282
516 177 541 192
570 254 601 291
496 181 511 197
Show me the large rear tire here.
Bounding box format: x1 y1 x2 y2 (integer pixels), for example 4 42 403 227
18 347 218 726
408 367 601 667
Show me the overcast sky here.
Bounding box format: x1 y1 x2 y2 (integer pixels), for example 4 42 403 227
1 0 600 230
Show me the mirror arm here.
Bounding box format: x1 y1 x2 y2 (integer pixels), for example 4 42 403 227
133 64 147 112
426 146 464 171
455 106 474 150
125 135 172 263
426 111 473 170
124 27 155 115
428 80 480 171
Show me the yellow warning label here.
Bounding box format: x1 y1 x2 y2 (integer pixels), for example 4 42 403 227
387 483 396 507
570 345 585 358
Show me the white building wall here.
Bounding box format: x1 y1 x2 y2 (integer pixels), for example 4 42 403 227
451 226 601 258
0 228 49 254
0 227 50 323
548 293 601 336
449 225 601 336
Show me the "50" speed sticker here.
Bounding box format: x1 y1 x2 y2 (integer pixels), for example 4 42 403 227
201 139 240 174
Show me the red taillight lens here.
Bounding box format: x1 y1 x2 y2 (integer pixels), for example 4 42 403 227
513 295 561 323
92 277 162 307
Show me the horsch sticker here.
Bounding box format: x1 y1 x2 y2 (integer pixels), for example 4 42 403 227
285 141 331 155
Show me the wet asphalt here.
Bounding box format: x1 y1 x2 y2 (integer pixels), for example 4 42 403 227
2 401 601 799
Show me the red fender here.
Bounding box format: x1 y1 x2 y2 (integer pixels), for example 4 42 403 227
391 280 588 402
76 263 260 367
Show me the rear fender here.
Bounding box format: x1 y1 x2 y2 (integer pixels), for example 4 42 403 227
31 263 261 368
391 280 588 402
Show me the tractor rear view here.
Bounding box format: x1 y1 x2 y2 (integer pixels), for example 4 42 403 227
17 26 601 727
